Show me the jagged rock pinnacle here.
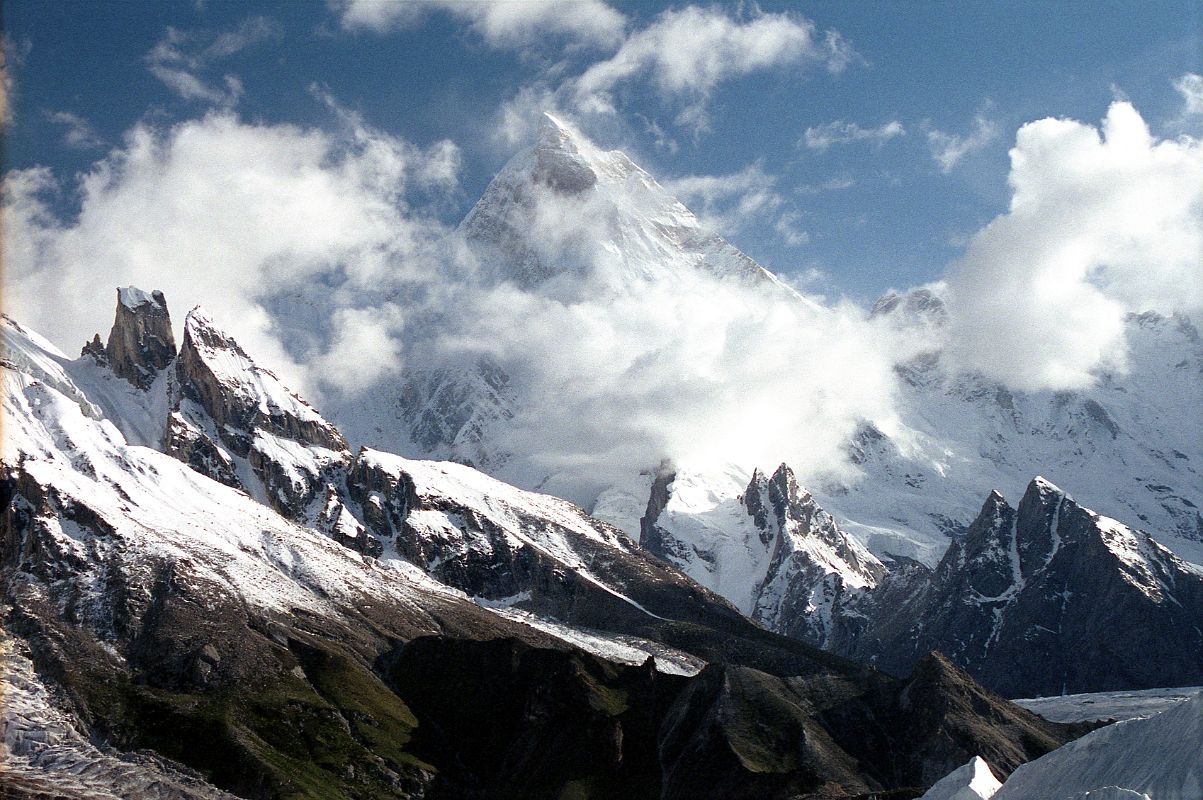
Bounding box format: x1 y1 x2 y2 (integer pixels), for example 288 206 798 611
104 286 176 389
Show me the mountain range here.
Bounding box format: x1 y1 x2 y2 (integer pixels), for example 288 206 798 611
2 113 1200 799
2 291 1087 799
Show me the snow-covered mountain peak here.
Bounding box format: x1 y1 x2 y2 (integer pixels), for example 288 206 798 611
177 304 343 451
528 111 615 194
458 113 773 291
1028 475 1066 498
637 461 884 646
842 477 1203 695
871 286 948 326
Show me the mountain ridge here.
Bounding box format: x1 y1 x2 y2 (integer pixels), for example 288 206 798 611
2 289 1087 798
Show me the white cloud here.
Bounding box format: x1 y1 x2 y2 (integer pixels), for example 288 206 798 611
573 7 856 124
662 163 810 247
944 101 1203 390
802 119 904 151
926 113 998 172
146 17 281 106
774 212 810 246
5 101 900 501
428 259 897 500
1175 72 1203 116
45 111 105 149
3 109 460 399
336 0 626 50
663 164 779 230
1 34 32 126
491 7 858 146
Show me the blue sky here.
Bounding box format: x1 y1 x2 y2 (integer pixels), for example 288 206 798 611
5 0 1199 304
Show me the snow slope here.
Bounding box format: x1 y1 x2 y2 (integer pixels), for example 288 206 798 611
993 691 1203 800
638 462 883 646
1015 685 1203 724
829 295 1203 567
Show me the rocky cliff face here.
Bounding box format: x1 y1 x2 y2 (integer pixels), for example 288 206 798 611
99 287 176 389
832 477 1203 696
168 306 355 537
642 463 884 647
639 463 1203 697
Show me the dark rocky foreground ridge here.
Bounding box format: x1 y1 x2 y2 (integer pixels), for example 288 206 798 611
0 289 1089 798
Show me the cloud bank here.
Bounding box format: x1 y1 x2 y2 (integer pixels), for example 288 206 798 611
5 89 1200 502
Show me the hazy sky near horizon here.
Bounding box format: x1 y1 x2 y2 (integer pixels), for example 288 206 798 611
4 0 1200 306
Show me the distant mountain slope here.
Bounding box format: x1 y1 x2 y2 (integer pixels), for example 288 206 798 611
633 451 1203 696
324 115 1201 582
833 476 1203 696
640 462 884 647
821 290 1203 567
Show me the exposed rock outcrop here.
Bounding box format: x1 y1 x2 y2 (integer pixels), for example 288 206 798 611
641 463 883 648
833 478 1203 696
103 287 176 389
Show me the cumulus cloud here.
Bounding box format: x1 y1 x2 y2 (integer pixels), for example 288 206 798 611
146 16 281 105
944 101 1203 390
12 85 1196 509
5 98 903 503
926 112 998 172
802 119 905 152
3 108 460 398
45 110 105 149
573 7 856 127
335 0 626 50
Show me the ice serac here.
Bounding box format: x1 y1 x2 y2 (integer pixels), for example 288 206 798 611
918 756 1002 800
993 691 1203 800
101 286 176 389
833 477 1203 696
640 462 883 648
